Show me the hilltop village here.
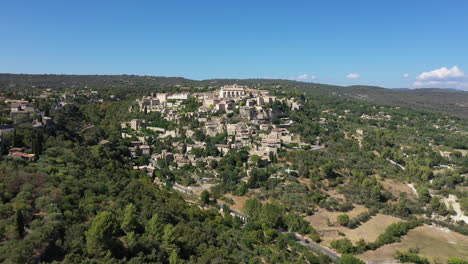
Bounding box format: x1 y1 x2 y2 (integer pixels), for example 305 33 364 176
122 85 319 190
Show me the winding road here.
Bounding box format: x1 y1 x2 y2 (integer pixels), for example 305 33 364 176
285 232 340 260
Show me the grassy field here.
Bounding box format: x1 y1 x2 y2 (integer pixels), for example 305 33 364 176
346 214 403 243
307 212 404 248
358 225 468 262
305 205 368 228
379 177 417 200
222 193 251 212
304 205 369 246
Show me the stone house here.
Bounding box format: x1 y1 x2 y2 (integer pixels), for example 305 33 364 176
215 144 230 154
140 145 151 155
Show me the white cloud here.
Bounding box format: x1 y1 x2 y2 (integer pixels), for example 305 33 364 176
403 73 410 78
346 73 360 79
411 66 468 90
412 80 468 90
295 74 317 81
416 66 464 80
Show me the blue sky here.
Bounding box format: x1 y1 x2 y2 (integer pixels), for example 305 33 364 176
1 0 468 89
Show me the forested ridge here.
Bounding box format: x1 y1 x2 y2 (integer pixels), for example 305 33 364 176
1 73 467 118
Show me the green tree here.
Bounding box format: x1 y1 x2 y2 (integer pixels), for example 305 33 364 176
395 250 429 264
338 254 365 264
145 213 164 240
12 128 18 147
121 203 139 233
448 257 468 264
209 159 218 169
331 238 356 254
243 198 262 217
259 203 284 228
201 190 210 204
417 186 431 204
250 154 261 167
169 250 180 264
14 208 25 238
283 213 312 234
337 214 350 226
322 162 336 178
32 131 43 156
85 211 121 257
161 224 177 253
269 151 277 163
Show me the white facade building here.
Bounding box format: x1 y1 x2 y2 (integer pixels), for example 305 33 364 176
219 84 246 98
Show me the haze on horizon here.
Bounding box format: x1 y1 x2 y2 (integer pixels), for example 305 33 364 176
1 0 468 90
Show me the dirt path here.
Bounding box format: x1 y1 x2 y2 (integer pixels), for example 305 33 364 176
442 194 468 224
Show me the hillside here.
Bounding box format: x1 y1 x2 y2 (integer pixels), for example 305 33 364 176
1 73 467 263
330 85 468 119
1 74 468 118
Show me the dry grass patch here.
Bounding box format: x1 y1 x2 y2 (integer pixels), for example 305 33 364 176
304 205 368 247
358 225 468 262
346 214 403 243
222 193 251 212
191 183 215 196
305 205 368 229
325 189 346 200
379 178 416 200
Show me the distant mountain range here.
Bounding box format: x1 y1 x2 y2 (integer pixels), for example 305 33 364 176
1 74 467 118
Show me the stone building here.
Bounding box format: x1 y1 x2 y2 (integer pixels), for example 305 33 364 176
219 84 246 98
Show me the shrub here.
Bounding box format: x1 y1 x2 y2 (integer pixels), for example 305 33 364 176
395 251 429 264
375 220 421 247
337 214 350 226
331 238 359 254
448 257 468 264
338 254 366 264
